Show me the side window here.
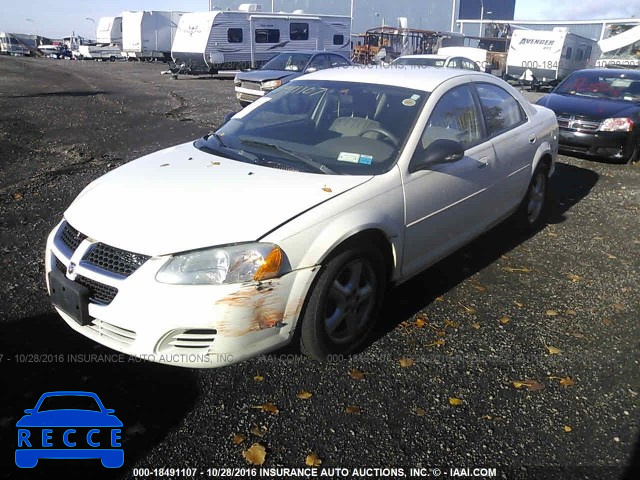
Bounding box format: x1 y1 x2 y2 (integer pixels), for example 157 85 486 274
586 46 592 58
447 58 459 69
290 23 309 41
255 29 280 44
564 47 572 59
474 83 526 136
333 34 344 45
307 54 329 71
421 85 483 150
329 54 350 67
463 59 478 71
575 49 583 61
227 28 243 43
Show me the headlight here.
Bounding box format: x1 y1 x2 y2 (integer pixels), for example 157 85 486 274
233 77 241 87
261 79 282 91
156 243 284 285
598 117 633 132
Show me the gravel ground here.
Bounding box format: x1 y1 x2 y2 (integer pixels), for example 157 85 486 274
0 56 638 480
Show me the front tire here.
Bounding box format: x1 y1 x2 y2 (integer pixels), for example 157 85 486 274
514 163 549 232
300 244 386 361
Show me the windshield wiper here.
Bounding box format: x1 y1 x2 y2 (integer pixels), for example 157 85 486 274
204 132 229 148
240 139 336 175
199 134 262 164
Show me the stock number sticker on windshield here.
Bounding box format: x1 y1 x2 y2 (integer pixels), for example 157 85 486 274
338 152 373 164
402 98 416 107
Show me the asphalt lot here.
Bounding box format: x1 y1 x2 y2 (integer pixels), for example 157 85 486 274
0 56 638 480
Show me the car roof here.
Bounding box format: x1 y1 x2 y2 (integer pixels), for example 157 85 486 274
274 50 347 56
295 65 486 92
571 68 640 77
397 54 447 60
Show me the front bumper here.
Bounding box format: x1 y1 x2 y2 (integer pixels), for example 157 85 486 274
558 128 635 161
234 86 265 105
45 221 318 368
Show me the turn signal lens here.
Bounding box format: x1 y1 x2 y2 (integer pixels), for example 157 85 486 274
254 246 283 281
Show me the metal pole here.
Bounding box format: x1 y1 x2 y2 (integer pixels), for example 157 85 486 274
450 0 456 32
350 0 354 38
272 0 274 13
479 0 484 37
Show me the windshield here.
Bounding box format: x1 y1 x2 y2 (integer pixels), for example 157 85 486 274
197 80 428 175
38 395 102 412
555 71 640 101
393 57 445 67
262 53 312 72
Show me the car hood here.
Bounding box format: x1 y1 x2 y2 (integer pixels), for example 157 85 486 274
65 142 372 256
538 93 639 119
16 411 122 427
236 69 299 83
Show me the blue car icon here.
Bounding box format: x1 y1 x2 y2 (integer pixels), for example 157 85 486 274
15 391 123 468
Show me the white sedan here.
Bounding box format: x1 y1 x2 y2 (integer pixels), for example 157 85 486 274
45 67 558 367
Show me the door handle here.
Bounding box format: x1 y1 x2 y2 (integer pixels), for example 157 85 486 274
478 157 490 168
528 134 537 144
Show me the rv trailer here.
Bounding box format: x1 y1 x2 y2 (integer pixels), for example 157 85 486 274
96 16 123 45
171 5 350 74
506 27 600 90
122 11 186 61
0 32 31 56
596 24 640 68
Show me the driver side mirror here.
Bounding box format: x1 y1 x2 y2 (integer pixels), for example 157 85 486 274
409 139 465 173
305 66 317 73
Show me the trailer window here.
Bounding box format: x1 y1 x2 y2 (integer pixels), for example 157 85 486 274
585 46 592 58
255 29 280 44
333 34 344 45
564 47 572 59
576 49 583 61
290 23 309 41
228 28 243 43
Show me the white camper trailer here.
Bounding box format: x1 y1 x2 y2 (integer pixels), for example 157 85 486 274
596 24 640 68
0 32 31 56
122 11 186 61
96 16 122 45
506 28 600 90
171 5 350 74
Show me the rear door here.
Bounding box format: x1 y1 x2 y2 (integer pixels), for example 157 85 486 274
472 81 536 216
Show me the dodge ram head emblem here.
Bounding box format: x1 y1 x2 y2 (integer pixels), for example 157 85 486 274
67 262 76 274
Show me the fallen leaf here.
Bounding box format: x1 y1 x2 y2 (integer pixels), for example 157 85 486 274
305 452 322 467
560 377 575 387
425 339 446 347
297 390 313 400
567 274 581 282
448 397 463 406
602 318 613 326
232 433 247 445
471 322 481 329
546 345 562 355
612 303 624 312
545 309 559 317
503 266 533 273
399 357 414 368
436 330 446 337
564 425 572 433
250 424 268 437
322 185 332 192
253 375 264 382
512 379 545 391
514 301 525 308
348 368 365 380
345 405 361 414
565 309 577 316
207 161 221 167
547 231 558 237
13 192 23 201
458 302 477 314
444 319 459 328
435 296 445 302
414 407 426 416
242 443 266 465
470 280 487 292
605 252 617 259
415 318 426 328
499 316 510 325
252 402 279 414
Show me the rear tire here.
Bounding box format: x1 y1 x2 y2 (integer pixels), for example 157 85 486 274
625 140 640 164
514 162 550 232
300 244 386 361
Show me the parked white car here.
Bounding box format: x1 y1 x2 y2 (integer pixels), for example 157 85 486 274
45 67 558 367
391 54 480 71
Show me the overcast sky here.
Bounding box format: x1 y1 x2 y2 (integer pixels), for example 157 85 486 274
1 0 639 39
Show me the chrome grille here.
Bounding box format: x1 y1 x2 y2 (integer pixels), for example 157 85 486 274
75 275 118 305
83 243 150 278
556 114 600 132
60 222 87 253
241 81 261 90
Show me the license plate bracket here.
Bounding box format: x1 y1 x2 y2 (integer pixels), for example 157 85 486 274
49 269 91 326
